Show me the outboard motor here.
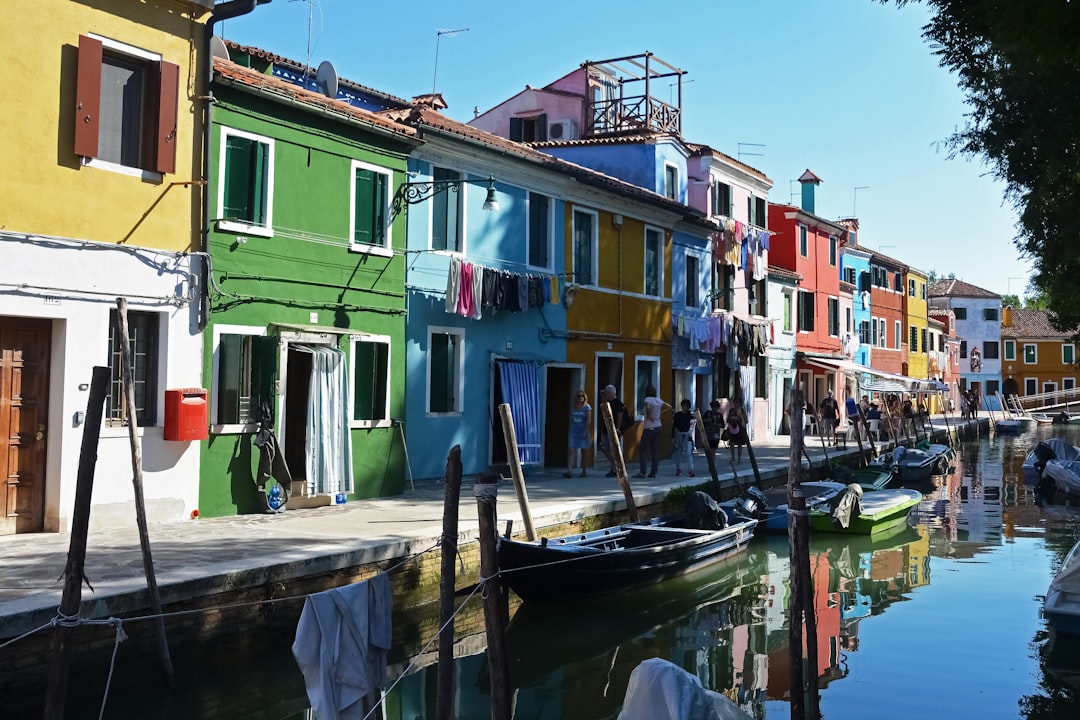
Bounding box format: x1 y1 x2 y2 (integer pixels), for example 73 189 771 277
1033 441 1059 474
890 445 907 474
732 486 767 520
685 491 728 530
1054 412 1071 425
829 483 864 530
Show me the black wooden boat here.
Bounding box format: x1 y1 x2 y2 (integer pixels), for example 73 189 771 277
497 504 759 604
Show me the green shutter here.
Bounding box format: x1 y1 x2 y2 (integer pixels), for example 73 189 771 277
354 168 375 245
509 117 523 142
352 341 389 420
251 335 278 421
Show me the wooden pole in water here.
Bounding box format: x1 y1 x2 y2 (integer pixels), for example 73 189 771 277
694 409 723 498
115 297 173 683
436 445 463 720
787 388 813 720
43 366 110 720
498 403 536 541
601 402 638 521
475 473 512 720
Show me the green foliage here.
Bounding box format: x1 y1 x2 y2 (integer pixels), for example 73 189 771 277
883 1 1080 329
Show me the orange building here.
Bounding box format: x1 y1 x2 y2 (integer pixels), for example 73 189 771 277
1001 307 1079 402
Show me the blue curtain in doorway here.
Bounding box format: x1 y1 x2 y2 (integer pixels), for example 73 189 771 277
498 360 541 465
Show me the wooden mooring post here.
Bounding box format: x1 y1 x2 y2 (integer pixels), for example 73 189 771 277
436 445 463 720
116 298 173 683
787 389 820 719
601 401 638 520
475 473 512 720
43 366 110 720
498 403 536 540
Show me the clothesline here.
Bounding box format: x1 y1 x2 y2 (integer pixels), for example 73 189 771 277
444 255 562 319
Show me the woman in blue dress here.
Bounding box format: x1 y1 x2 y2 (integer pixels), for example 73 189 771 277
565 390 593 477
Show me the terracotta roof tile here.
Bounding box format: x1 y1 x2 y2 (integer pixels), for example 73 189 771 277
213 59 416 139
384 106 714 227
1001 308 1076 339
928 278 1000 299
221 39 410 107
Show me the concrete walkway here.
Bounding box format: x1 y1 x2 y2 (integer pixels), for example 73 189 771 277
0 416 986 641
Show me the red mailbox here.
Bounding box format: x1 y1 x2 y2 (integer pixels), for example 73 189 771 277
164 388 209 441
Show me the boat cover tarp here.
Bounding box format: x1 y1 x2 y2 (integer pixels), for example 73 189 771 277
618 658 751 720
1047 541 1080 629
1046 460 1080 494
829 484 863 529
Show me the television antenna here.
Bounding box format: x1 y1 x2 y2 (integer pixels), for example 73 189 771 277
289 0 323 84
737 142 765 163
853 186 869 216
432 28 469 96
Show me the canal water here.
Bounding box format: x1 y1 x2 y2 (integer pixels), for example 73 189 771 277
58 426 1080 719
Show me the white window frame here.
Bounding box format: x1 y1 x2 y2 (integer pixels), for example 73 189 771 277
643 225 664 297
1063 343 1076 365
782 290 794 333
684 251 700 309
634 355 661 421
526 191 553 271
663 162 679 201
799 225 808 257
1004 340 1016 361
349 334 392 429
217 126 275 238
348 159 393 257
1064 377 1076 391
1025 377 1038 395
82 34 165 181
1024 343 1038 364
572 207 599 287
426 326 465 417
1043 381 1059 394
210 324 268 435
428 166 466 255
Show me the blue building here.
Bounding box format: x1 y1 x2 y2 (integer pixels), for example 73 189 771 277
840 225 873 368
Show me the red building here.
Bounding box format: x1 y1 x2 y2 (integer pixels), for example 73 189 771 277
866 250 908 376
768 171 848 408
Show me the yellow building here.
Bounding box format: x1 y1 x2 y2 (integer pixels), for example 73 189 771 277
904 266 930 380
564 202 677 463
1001 307 1079 402
0 0 233 534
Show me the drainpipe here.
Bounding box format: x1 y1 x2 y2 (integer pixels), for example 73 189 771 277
198 0 269 329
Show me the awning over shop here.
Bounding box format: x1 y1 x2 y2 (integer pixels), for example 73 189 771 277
801 356 942 393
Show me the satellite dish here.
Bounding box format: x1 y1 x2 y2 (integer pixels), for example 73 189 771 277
316 60 339 98
210 35 230 62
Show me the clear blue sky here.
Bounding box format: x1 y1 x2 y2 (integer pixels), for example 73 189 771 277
222 0 1030 299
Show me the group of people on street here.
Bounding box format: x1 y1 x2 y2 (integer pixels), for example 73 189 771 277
562 385 750 478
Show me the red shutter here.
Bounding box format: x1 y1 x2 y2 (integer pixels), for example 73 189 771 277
74 34 102 159
154 60 179 174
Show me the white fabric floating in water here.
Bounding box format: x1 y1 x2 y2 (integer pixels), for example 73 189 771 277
618 657 751 720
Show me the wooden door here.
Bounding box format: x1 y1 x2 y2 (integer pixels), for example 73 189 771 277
0 318 51 534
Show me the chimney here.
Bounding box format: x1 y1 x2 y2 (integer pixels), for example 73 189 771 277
798 169 823 214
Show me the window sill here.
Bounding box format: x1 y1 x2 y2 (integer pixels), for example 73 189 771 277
101 424 159 439
427 412 462 418
212 423 259 435
217 220 274 238
349 244 394 258
350 420 393 430
82 157 163 184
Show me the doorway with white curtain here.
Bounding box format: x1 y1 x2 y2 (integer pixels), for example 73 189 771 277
282 343 353 499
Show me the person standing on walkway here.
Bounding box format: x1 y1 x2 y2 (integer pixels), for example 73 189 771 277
819 390 839 446
702 399 724 449
635 385 670 478
724 404 749 464
671 398 695 477
599 384 629 477
564 390 592 478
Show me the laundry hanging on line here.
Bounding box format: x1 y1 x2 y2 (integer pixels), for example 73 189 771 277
444 255 562 319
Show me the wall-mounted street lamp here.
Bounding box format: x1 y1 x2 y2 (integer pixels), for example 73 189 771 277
392 174 499 218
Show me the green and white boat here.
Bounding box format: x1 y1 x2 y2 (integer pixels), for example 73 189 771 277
808 486 922 535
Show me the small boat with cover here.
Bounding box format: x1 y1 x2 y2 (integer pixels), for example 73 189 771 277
868 442 955 486
719 466 892 533
1046 538 1080 637
1022 438 1080 485
807 484 922 535
497 492 759 604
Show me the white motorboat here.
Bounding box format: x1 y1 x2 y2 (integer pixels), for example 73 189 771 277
1046 539 1080 637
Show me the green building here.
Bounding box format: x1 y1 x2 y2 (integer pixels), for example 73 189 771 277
199 55 419 517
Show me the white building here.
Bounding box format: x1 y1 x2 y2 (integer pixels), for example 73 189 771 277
928 278 1002 403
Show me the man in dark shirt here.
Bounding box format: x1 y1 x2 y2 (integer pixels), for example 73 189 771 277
819 390 839 446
